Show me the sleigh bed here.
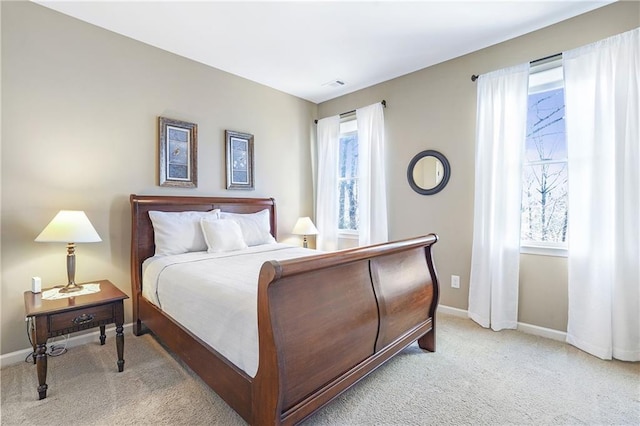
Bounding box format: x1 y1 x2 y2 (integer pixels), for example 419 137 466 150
130 194 440 425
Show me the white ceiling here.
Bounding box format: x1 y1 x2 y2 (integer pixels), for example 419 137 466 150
34 1 614 104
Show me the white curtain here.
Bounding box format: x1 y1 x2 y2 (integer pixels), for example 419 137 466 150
468 63 530 331
315 115 340 251
356 103 388 246
564 28 639 361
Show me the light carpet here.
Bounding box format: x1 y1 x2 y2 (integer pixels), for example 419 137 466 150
1 314 638 425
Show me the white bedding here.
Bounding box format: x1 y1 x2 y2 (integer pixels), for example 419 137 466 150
142 243 317 377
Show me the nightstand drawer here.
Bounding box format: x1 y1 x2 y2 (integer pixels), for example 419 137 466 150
49 304 114 333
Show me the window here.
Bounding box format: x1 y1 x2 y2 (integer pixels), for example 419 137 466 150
521 58 568 253
338 118 358 233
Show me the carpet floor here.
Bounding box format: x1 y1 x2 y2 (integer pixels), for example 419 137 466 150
1 313 638 425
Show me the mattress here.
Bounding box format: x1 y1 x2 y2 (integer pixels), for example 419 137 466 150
142 243 317 377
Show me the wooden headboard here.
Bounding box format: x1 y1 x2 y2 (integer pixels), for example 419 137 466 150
129 194 277 300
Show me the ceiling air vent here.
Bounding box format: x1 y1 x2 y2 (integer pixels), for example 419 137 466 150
322 79 346 88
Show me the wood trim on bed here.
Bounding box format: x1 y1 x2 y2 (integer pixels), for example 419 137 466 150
130 194 439 425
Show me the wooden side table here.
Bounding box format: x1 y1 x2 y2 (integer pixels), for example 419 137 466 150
23 279 129 399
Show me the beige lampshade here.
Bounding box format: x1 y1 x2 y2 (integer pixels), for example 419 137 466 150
35 210 102 243
292 217 318 236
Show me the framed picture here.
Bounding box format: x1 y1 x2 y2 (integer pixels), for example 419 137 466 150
225 130 254 190
158 117 198 188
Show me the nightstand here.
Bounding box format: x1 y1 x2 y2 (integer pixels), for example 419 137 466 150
23 279 129 400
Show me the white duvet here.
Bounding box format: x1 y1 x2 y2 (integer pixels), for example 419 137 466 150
142 243 317 377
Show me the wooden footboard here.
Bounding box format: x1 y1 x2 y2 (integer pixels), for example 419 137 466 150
253 235 439 425
130 195 439 426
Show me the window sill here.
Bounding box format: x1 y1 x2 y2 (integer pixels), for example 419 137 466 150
338 231 359 240
520 245 567 257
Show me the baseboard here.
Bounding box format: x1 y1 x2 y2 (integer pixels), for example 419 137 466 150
438 305 469 318
438 304 567 342
0 323 133 369
516 321 566 342
3 309 566 367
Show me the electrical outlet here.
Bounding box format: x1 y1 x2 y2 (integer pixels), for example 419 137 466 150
451 275 460 289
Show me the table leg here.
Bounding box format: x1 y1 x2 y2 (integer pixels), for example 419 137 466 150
34 316 49 399
36 343 48 399
115 301 124 372
116 325 124 372
99 325 106 345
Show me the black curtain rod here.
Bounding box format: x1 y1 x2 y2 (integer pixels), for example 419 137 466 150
470 53 562 82
314 100 386 124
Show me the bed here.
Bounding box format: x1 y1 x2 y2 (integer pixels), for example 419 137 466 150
130 194 440 425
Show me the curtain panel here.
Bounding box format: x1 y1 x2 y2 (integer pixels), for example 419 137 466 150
356 102 389 246
468 63 530 331
564 28 639 361
315 115 340 251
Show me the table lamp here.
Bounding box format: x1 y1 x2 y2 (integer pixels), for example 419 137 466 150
292 217 318 249
35 210 102 293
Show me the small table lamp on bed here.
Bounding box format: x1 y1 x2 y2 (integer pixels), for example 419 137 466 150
292 217 318 249
35 210 102 293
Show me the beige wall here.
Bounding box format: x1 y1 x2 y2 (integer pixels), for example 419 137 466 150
318 2 639 331
1 2 316 355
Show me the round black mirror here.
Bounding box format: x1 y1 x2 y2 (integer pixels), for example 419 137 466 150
407 150 451 195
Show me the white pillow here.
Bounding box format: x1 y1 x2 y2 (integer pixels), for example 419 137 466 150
200 218 248 253
219 209 276 246
148 209 220 256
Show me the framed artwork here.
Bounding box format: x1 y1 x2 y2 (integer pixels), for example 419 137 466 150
225 130 254 190
158 117 198 188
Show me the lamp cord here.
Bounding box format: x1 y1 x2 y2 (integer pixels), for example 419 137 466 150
24 317 68 363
